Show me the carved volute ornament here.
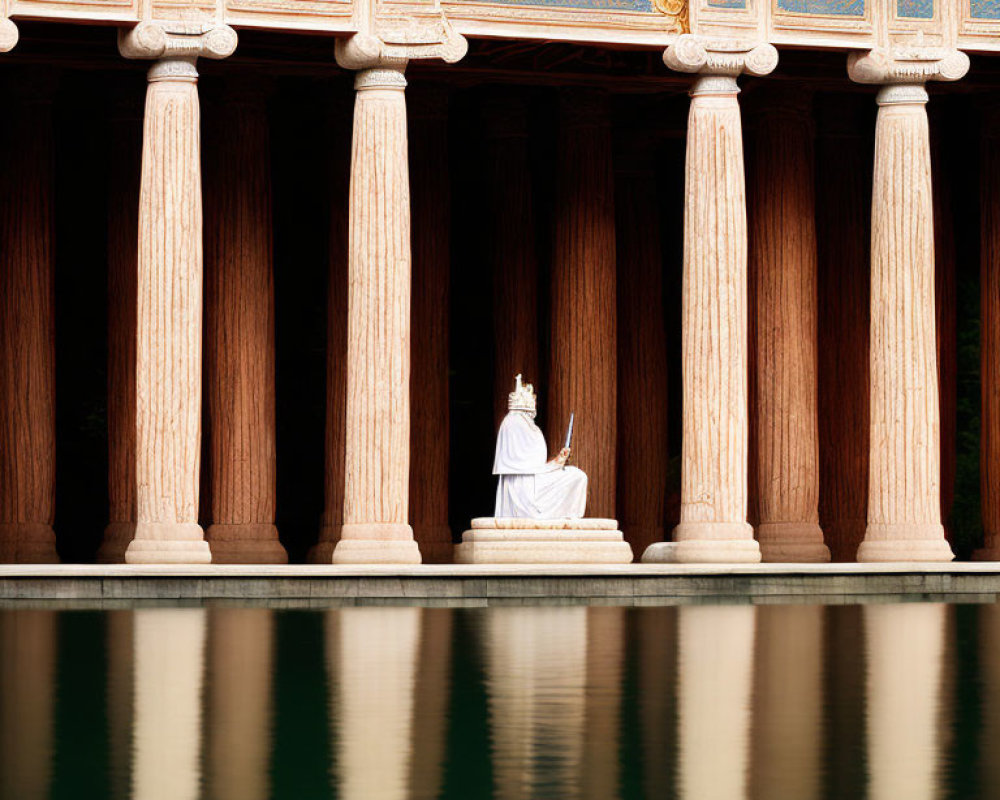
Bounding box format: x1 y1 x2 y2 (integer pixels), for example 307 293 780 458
849 46 968 562
0 16 16 52
643 34 776 564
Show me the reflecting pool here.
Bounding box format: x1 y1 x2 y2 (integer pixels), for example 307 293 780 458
0 600 994 799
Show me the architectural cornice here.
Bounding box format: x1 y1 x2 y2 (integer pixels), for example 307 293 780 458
663 34 778 78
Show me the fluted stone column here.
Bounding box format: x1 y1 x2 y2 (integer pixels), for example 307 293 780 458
0 74 58 563
409 86 451 564
848 50 969 561
310 98 351 564
332 54 419 564
484 94 539 427
643 36 777 563
748 89 829 562
207 609 275 800
119 24 238 563
863 603 947 800
616 128 669 554
549 88 617 519
203 80 286 563
976 106 1000 560
817 96 871 563
98 89 143 563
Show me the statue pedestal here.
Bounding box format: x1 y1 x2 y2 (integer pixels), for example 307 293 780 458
454 517 633 564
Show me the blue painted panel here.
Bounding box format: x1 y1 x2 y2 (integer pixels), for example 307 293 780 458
897 0 933 17
776 0 864 16
708 0 747 8
475 0 654 10
971 0 1000 18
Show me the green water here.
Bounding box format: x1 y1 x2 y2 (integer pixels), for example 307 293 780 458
0 600 994 799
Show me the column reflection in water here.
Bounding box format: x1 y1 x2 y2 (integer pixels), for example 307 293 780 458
107 609 135 800
483 606 588 800
863 603 947 800
408 608 452 800
751 605 823 800
676 604 756 800
206 608 275 800
981 603 1000 796
131 608 207 800
637 607 677 798
583 607 625 800
326 607 422 800
0 609 56 799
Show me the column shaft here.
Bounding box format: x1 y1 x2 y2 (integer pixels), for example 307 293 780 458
484 95 539 427
858 85 952 561
204 83 286 563
99 91 142 562
645 75 759 563
977 108 1000 559
749 91 829 562
334 65 419 563
549 88 617 518
616 134 669 553
409 87 451 563
816 96 871 562
0 79 58 563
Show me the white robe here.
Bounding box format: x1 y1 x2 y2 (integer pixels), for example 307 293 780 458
492 411 588 519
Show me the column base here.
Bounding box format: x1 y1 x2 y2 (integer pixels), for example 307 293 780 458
757 522 831 563
621 525 666 556
413 524 454 564
643 521 760 563
0 523 59 563
96 522 136 563
206 524 288 564
856 524 954 562
307 527 340 565
332 523 421 564
125 522 211 564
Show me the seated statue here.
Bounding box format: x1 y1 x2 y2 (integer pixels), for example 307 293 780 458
493 375 587 519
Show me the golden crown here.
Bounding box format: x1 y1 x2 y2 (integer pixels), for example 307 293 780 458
508 373 536 413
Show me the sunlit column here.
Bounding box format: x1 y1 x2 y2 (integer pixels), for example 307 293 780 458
0 610 56 798
676 604 756 800
0 71 58 563
750 605 823 800
644 36 777 563
206 608 274 800
118 23 237 563
848 49 968 561
327 607 421 800
863 603 947 800
131 608 207 800
483 606 587 800
748 88 829 563
409 85 452 563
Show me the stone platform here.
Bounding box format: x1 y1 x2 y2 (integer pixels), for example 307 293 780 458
454 517 634 564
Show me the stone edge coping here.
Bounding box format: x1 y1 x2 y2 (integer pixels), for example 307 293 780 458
2 562 1000 578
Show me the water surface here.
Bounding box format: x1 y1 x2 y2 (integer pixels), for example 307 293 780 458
0 600 992 799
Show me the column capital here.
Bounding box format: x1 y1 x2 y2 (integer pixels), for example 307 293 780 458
847 46 969 87
0 17 17 53
118 22 238 64
334 24 466 73
663 34 778 79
